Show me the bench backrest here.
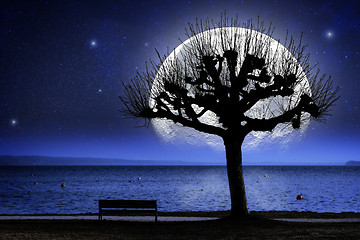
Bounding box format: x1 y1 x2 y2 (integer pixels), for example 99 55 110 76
99 200 157 209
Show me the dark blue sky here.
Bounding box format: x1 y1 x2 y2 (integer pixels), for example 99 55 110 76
1 0 359 165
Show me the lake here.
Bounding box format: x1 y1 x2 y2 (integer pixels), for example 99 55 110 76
0 165 359 214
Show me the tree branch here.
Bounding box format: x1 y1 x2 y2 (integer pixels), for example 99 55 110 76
244 94 319 132
119 15 339 140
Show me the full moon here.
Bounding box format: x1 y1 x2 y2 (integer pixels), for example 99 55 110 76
150 27 311 151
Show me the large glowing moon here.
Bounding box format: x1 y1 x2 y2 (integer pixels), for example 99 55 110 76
150 27 311 151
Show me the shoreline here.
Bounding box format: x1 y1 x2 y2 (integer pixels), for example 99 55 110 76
1 210 360 219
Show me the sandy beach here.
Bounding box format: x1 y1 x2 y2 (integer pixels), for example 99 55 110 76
1 211 359 239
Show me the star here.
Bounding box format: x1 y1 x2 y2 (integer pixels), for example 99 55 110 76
326 31 334 38
90 40 97 48
10 119 17 126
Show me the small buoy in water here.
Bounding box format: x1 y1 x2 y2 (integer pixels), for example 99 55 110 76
61 183 65 188
33 182 37 185
296 194 303 200
128 180 133 183
137 177 141 180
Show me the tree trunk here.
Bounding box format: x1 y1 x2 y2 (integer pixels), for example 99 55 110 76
224 136 249 217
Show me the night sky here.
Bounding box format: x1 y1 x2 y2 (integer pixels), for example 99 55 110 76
1 0 359 165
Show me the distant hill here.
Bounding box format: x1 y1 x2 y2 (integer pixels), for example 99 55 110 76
345 161 360 166
0 155 222 166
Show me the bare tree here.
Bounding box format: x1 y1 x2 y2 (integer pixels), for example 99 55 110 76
119 15 339 217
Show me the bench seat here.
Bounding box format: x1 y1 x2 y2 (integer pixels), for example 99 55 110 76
98 200 158 222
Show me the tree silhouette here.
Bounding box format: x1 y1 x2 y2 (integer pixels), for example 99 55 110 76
119 16 339 217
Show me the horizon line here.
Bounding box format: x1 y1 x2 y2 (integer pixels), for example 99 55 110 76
0 154 353 166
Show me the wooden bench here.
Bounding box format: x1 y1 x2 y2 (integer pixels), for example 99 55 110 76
98 200 158 222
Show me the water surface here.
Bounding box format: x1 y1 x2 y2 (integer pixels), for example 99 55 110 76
0 166 359 214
